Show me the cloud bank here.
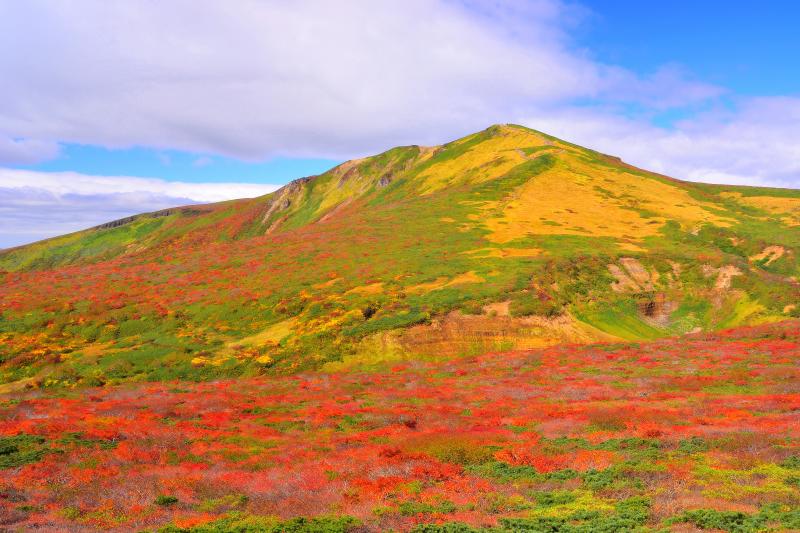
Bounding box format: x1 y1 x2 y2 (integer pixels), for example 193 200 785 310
0 169 278 248
0 0 730 161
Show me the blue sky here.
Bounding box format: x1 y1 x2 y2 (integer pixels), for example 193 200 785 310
580 0 800 96
19 144 338 184
1 0 799 247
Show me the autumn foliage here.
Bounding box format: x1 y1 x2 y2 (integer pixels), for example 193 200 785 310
1 320 799 531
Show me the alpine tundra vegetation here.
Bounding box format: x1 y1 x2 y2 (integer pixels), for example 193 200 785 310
1 125 799 531
1 125 798 389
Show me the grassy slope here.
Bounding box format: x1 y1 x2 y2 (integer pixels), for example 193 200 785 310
0 124 799 388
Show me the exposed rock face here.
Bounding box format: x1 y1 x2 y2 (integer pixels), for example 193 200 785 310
396 310 615 357
750 245 787 266
638 293 678 328
702 264 743 290
609 258 656 293
608 258 680 328
261 176 313 225
335 162 362 188
93 207 207 230
715 265 743 289
482 301 511 317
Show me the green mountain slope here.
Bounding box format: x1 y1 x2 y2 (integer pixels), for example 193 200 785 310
1 124 799 389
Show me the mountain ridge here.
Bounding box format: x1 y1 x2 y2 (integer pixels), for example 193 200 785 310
1 124 799 389
3 123 798 266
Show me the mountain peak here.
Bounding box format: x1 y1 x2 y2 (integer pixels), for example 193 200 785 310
1 125 799 389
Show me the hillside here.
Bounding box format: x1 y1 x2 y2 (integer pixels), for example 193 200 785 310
1 124 799 389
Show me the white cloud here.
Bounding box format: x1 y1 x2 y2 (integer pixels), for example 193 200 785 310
0 169 279 248
0 169 279 203
523 96 800 189
0 137 60 166
0 0 717 163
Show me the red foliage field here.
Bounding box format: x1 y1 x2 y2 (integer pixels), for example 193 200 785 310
1 321 799 531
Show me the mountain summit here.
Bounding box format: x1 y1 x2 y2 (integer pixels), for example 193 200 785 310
1 124 799 389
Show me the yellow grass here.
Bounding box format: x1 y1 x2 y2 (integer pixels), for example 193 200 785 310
234 317 297 346
406 271 485 294
482 157 734 244
0 377 37 394
464 247 542 258
345 282 384 295
417 127 548 193
723 193 800 226
313 277 342 289
192 317 299 367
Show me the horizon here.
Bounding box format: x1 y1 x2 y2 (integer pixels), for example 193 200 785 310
4 120 800 252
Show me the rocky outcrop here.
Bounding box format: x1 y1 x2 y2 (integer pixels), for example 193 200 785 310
702 264 743 290
609 258 657 293
93 207 207 230
261 176 313 225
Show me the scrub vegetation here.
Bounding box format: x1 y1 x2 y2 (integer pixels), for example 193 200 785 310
0 321 798 530
1 124 798 389
0 125 799 531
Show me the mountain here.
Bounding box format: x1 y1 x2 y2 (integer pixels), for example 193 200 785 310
1 124 799 389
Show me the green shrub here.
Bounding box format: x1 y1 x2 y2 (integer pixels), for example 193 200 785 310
198 494 249 513
278 516 360 533
159 513 360 533
342 309 429 337
594 437 661 452
0 434 49 469
465 461 540 482
155 495 179 506
418 439 494 466
465 461 581 483
615 496 650 523
399 500 457 516
781 455 800 469
58 432 118 450
582 468 618 489
495 497 649 532
678 436 709 454
411 523 483 533
666 504 800 532
667 509 764 533
488 498 650 532
61 506 82 520
16 504 43 513
509 295 563 318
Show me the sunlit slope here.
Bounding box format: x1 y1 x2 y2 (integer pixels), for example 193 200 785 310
1 124 799 388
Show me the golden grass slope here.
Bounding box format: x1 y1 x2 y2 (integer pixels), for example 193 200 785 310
722 192 800 226
416 127 545 193
481 149 734 244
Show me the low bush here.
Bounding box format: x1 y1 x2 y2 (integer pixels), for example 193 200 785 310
155 495 179 506
0 434 49 469
159 513 360 532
